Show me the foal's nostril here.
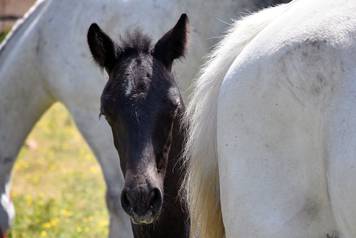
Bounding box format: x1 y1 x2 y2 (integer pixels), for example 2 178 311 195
149 188 162 209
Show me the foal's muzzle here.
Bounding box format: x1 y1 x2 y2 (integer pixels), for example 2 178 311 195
121 186 163 224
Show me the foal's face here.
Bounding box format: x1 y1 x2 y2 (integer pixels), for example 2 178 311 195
101 54 181 224
87 14 188 224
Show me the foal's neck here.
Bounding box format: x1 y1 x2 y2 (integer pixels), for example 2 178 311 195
132 106 189 238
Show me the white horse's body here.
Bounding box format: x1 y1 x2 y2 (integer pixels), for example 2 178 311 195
187 0 356 237
0 0 286 236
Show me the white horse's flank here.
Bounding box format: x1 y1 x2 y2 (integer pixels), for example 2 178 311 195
0 0 285 236
187 0 356 237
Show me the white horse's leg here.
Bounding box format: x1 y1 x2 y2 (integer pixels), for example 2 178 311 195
326 65 356 238
65 105 132 238
0 1 52 236
217 48 338 237
0 60 53 236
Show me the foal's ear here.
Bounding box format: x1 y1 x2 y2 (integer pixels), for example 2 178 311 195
153 14 189 70
87 23 120 72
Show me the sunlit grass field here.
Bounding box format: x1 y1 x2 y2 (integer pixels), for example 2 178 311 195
8 103 108 238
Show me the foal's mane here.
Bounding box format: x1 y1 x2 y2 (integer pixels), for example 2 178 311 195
119 30 152 54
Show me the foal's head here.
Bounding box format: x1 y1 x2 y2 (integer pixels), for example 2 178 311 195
87 14 189 224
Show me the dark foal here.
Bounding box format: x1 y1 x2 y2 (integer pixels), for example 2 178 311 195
87 14 189 238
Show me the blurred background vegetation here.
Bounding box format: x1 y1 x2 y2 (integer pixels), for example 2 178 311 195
1 2 109 235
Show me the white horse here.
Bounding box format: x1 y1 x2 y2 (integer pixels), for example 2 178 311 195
0 0 289 237
186 0 356 237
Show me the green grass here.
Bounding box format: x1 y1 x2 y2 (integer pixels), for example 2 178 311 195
8 103 108 238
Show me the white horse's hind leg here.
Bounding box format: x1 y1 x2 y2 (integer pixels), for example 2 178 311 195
217 55 337 238
66 106 133 238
